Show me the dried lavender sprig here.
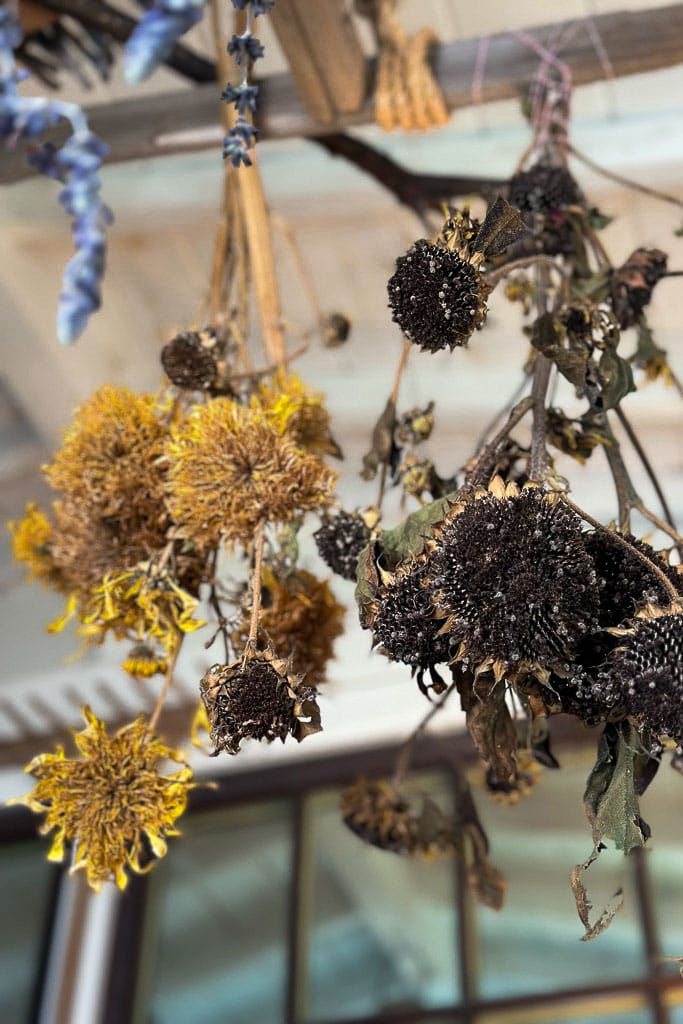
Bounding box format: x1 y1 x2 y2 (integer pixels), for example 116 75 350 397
222 0 273 167
124 0 207 84
0 10 112 345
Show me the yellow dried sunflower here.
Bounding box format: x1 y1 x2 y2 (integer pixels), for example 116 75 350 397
255 370 341 458
9 502 67 591
235 566 344 685
12 706 193 891
166 399 337 548
78 561 205 654
122 643 168 679
45 385 169 516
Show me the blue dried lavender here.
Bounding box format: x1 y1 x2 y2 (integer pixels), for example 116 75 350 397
222 0 273 167
124 0 207 84
0 10 112 345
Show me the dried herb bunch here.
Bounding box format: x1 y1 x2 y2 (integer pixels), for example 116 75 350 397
345 81 682 940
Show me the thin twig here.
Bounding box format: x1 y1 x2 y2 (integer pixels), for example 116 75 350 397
377 339 411 509
147 638 183 735
559 495 680 603
392 681 458 789
636 503 683 547
244 521 265 656
485 254 558 288
568 143 683 212
529 259 552 481
614 406 680 544
227 342 308 383
465 396 533 486
596 412 639 532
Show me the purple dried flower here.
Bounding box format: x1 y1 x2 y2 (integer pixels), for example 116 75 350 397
232 1 275 13
227 32 265 64
221 82 259 116
1 14 112 345
124 0 206 84
223 115 258 166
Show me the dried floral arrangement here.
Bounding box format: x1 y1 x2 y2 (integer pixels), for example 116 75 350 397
5 1 683 941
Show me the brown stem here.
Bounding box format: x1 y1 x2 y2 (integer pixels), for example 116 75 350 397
227 342 308 383
596 413 639 532
635 503 683 547
465 396 533 487
392 681 457 790
271 212 325 327
377 339 411 509
559 495 680 604
147 638 183 735
529 259 552 481
244 522 266 655
485 254 558 288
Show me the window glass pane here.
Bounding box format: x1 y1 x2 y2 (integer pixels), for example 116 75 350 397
0 839 53 1022
473 751 647 1000
136 800 292 1024
300 770 460 1022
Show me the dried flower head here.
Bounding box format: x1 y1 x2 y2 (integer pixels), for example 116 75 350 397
583 530 680 628
9 502 67 591
431 479 599 680
369 555 451 695
314 510 372 581
255 371 341 459
341 777 418 853
485 750 543 806
122 643 168 680
80 561 205 654
166 399 337 548
45 385 168 516
387 239 489 353
199 648 322 755
594 605 683 741
13 707 192 890
508 163 581 214
321 311 351 347
235 567 344 685
610 248 668 329
161 329 222 391
395 401 435 445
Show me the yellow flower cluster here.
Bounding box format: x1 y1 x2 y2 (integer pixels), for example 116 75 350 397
13 707 193 891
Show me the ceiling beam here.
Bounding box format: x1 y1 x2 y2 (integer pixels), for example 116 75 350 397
1 3 683 183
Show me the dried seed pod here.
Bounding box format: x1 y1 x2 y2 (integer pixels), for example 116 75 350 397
314 510 372 582
610 248 668 329
508 163 581 214
161 329 221 390
199 648 321 755
387 240 489 353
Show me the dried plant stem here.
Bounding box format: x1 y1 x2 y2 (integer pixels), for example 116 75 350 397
209 172 232 321
392 681 457 790
529 260 552 481
227 342 308 383
568 143 683 213
272 211 325 328
148 638 183 735
244 521 266 655
560 495 680 603
377 339 411 508
465 396 533 486
635 503 683 547
614 406 679 541
485 254 557 288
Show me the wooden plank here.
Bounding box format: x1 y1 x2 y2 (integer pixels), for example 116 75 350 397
1 3 683 182
270 0 366 121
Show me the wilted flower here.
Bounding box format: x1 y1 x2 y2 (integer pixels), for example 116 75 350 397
508 163 581 214
9 502 66 591
314 510 372 582
166 398 337 548
122 643 168 680
341 777 458 858
12 707 193 890
431 479 599 681
256 371 341 459
485 750 543 806
610 248 668 329
199 648 321 755
161 329 222 391
235 567 344 685
583 529 680 628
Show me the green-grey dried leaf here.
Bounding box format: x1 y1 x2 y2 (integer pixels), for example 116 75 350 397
361 398 398 480
598 348 635 409
380 493 455 570
474 196 527 258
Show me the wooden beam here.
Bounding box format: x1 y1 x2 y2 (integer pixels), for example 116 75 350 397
1 3 683 183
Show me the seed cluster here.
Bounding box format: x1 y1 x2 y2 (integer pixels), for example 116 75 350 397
508 163 581 214
387 240 487 353
161 331 219 391
431 488 599 673
583 530 679 627
314 510 371 581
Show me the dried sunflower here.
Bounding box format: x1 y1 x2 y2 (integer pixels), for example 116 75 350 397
122 643 168 679
255 370 341 459
78 561 205 654
9 502 67 591
610 248 668 330
593 604 683 742
44 385 168 516
235 567 344 686
367 553 452 696
161 328 223 391
166 399 337 548
341 777 458 858
12 707 193 891
314 509 372 582
431 478 600 682
508 163 581 214
199 648 322 755
583 529 680 628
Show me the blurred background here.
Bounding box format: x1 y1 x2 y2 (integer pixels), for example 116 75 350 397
1 1 683 1021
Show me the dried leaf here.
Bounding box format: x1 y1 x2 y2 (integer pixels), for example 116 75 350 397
474 196 527 258
586 207 614 230
379 493 455 570
597 348 635 410
361 398 399 480
354 541 381 629
465 679 518 784
465 821 507 910
570 856 624 941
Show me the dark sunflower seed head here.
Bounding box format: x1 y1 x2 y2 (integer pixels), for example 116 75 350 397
508 163 582 214
314 510 371 581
